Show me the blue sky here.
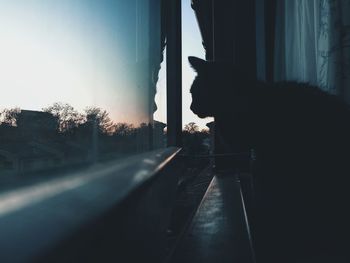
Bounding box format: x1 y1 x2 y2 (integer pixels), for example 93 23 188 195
0 0 211 129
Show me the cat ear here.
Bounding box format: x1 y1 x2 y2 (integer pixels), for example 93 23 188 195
188 56 206 72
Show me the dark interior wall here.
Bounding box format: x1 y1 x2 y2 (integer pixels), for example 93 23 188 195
191 0 214 60
214 0 257 168
255 0 277 81
192 0 277 168
264 0 277 82
192 0 257 71
214 0 257 75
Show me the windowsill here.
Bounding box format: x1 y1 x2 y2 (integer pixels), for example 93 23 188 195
0 147 181 262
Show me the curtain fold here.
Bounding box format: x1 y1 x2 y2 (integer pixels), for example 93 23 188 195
274 0 350 102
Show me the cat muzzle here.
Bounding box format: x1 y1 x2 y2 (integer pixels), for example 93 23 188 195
190 103 212 118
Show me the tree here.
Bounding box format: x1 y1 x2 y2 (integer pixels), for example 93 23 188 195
184 122 199 134
83 106 114 134
182 122 210 155
113 123 134 136
0 107 20 126
43 102 83 132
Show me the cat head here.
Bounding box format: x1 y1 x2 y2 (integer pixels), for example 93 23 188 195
188 56 238 118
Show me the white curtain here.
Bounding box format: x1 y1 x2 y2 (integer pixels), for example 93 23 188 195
274 0 350 102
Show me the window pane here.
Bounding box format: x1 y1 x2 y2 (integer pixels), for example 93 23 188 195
0 0 166 177
181 0 212 156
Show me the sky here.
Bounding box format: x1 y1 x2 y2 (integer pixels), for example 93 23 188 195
181 0 213 129
154 0 213 129
0 0 212 129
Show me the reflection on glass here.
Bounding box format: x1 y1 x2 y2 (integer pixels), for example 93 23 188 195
0 0 166 176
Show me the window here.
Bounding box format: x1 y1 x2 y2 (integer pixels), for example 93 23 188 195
0 0 167 177
0 1 182 262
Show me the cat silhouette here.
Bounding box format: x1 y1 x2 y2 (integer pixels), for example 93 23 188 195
189 56 350 262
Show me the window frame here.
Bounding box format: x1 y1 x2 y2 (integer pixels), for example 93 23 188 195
0 0 183 261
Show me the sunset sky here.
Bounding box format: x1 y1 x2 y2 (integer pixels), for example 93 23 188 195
0 0 212 129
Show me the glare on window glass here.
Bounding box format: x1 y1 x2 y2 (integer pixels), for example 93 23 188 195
0 0 166 176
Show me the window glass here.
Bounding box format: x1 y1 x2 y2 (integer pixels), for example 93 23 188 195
0 0 166 177
181 0 212 156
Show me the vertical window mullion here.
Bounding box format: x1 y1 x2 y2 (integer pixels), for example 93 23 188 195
166 0 182 147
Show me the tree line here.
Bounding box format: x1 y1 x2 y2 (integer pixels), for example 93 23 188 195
0 103 139 136
0 103 211 155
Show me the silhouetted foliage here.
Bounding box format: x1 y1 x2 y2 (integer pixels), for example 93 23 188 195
0 107 20 127
182 122 210 155
83 106 114 134
0 103 168 175
43 102 83 133
183 122 199 134
113 123 135 136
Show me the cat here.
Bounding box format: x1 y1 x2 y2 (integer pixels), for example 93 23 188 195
189 56 350 263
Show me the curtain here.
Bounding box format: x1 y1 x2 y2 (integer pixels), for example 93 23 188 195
274 0 350 102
